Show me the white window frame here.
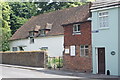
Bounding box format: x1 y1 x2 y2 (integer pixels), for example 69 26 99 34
80 45 89 57
70 45 75 56
73 24 81 35
99 11 109 29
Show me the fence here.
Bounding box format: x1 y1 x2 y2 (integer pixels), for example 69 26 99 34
46 56 63 70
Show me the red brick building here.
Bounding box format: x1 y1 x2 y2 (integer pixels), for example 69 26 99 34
62 3 92 73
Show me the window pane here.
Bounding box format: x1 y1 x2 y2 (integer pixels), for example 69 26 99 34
85 45 88 48
85 49 89 56
19 47 24 51
99 13 102 16
80 45 84 48
80 49 84 56
30 37 34 44
99 12 108 28
78 25 80 31
12 47 17 51
74 26 77 31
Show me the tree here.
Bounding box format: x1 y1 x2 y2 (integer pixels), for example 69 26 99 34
1 2 11 51
35 2 85 14
9 2 37 34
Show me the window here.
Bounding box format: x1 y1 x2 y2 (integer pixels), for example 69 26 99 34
40 30 45 36
29 31 34 37
12 47 17 51
19 47 24 51
30 37 34 44
40 47 48 51
70 45 75 56
80 45 89 56
73 24 81 34
99 11 109 28
29 31 34 44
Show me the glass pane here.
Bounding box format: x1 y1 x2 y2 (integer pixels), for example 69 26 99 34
78 25 80 31
99 13 102 16
85 45 88 48
80 49 84 56
74 26 77 31
13 47 17 51
105 12 108 15
103 22 105 27
80 45 84 48
85 49 89 56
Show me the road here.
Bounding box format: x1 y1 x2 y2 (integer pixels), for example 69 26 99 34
0 66 82 78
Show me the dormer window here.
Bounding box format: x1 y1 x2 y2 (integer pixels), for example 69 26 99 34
39 29 46 36
29 31 34 37
73 24 81 35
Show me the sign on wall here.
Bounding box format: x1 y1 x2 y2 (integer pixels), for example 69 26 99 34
70 45 75 56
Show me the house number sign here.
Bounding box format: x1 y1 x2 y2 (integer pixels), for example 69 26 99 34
111 51 116 55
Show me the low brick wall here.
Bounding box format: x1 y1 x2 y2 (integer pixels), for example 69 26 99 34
1 51 48 67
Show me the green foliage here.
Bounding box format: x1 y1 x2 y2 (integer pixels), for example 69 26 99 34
1 2 11 51
47 57 63 69
35 2 85 14
9 2 37 34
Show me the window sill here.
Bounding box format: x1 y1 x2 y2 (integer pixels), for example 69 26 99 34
99 27 109 30
72 32 81 35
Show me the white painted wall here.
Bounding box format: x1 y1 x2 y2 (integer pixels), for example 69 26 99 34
118 7 120 76
92 7 119 76
10 35 64 57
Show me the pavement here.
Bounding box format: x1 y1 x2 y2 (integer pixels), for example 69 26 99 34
0 64 120 79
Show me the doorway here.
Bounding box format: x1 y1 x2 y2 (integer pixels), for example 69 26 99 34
98 48 105 74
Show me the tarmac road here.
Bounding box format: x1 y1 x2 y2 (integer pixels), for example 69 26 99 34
0 66 82 78
0 64 120 80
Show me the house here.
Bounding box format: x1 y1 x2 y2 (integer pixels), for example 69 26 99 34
10 4 91 57
91 0 120 76
62 3 92 72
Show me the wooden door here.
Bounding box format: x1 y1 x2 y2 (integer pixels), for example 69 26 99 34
98 48 105 74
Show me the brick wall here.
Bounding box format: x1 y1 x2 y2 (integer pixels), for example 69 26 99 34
1 51 48 67
63 21 92 72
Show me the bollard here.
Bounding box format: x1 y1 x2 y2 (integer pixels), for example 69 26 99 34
107 70 110 75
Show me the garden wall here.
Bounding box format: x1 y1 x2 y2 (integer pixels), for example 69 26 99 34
1 51 48 67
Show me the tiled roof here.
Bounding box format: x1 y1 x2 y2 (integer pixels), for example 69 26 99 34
10 3 91 41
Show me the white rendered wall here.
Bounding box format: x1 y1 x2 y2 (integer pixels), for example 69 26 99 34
118 7 120 75
92 8 119 76
10 35 64 57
